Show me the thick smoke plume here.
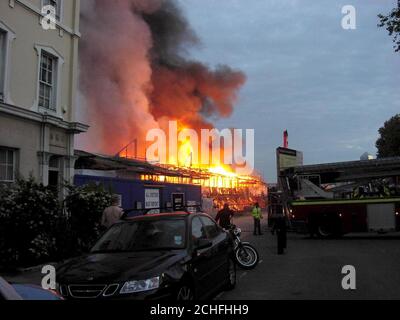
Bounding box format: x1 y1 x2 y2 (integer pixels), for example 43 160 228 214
78 0 246 159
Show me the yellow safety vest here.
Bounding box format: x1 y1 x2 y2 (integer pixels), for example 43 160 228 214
252 207 262 219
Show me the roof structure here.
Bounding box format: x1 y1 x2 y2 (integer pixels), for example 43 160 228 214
75 150 191 178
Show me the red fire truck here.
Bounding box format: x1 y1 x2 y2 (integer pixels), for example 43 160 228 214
290 198 400 237
278 156 400 238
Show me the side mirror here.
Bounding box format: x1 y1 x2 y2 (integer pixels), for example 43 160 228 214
194 239 212 251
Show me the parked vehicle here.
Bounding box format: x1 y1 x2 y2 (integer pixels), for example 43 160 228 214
0 277 62 300
290 198 400 238
56 212 236 300
228 225 259 269
276 156 400 238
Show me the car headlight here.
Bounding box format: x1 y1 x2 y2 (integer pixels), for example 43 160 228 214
120 277 160 294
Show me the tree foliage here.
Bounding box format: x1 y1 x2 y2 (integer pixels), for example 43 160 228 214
64 183 113 253
0 178 61 269
0 179 113 270
378 7 400 52
376 114 400 158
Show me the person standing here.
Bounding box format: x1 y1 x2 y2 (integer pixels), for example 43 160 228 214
272 215 287 255
101 195 124 229
252 203 263 236
215 203 234 229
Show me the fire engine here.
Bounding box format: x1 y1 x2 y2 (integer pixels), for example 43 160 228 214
278 155 400 238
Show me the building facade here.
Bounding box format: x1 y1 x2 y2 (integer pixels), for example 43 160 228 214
0 0 88 187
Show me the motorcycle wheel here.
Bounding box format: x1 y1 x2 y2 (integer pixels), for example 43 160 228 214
235 244 259 270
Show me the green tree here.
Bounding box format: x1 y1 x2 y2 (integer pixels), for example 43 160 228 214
64 183 113 253
378 7 400 52
0 178 61 269
376 114 400 158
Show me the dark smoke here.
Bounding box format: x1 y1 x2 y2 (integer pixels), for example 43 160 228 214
78 0 246 157
141 0 199 65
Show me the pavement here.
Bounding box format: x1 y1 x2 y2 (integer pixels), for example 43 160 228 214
218 214 400 300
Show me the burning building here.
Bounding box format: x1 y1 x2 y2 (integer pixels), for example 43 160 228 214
78 0 246 157
74 150 267 214
76 0 267 211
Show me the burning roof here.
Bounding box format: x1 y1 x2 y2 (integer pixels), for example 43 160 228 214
75 149 267 211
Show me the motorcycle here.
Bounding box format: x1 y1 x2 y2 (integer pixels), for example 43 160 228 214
227 224 259 270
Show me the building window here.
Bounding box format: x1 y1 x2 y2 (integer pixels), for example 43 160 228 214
48 155 61 188
43 0 61 21
39 51 57 111
0 148 16 182
0 29 5 102
35 45 64 115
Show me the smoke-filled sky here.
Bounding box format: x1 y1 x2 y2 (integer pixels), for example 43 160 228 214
176 0 400 182
77 0 400 182
77 0 245 161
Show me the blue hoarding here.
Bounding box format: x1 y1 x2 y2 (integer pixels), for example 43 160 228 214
74 175 202 215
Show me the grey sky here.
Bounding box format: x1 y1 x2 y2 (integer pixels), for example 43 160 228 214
177 0 400 182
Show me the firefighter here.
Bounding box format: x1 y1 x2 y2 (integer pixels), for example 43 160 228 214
272 214 287 255
252 202 263 236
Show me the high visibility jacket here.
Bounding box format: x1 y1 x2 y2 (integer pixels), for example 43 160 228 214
252 207 262 219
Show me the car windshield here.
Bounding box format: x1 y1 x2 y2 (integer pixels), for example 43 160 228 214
91 218 186 253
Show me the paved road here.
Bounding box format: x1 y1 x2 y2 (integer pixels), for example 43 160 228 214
218 214 400 300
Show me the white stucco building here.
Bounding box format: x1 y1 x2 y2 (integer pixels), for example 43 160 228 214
0 0 88 187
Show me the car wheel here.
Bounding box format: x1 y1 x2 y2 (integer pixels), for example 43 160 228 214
225 258 236 291
176 284 194 301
